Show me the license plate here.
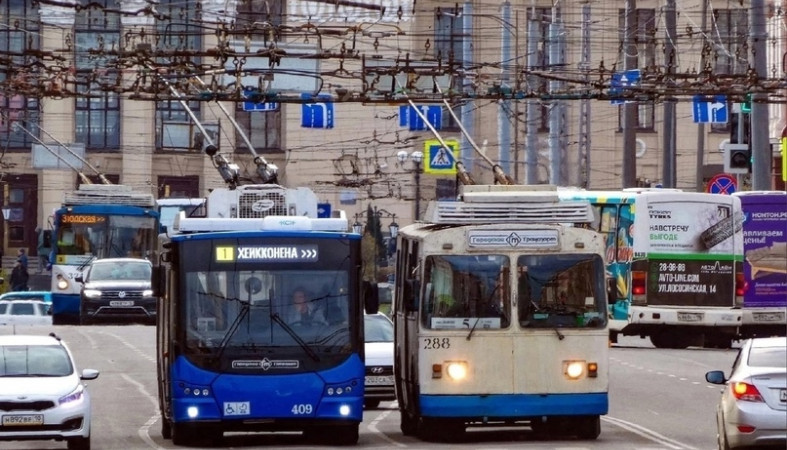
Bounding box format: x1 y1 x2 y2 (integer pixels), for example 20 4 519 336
752 312 785 322
2 414 44 426
677 312 703 322
780 389 786 402
109 300 134 307
365 375 394 386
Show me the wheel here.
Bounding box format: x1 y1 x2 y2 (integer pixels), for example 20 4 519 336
364 399 380 409
400 409 418 436
67 435 90 450
575 415 601 440
161 418 172 440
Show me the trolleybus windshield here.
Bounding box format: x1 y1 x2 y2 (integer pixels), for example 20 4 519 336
174 237 360 374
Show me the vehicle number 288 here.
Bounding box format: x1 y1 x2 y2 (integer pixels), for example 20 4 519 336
291 404 313 415
423 337 451 350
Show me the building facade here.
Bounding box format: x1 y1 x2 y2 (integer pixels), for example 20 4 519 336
1 0 784 258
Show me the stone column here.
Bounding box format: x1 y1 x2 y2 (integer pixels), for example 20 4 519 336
120 0 155 196
38 2 77 224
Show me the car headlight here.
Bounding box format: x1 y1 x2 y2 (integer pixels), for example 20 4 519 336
59 384 85 405
143 289 153 297
83 289 102 298
445 361 468 381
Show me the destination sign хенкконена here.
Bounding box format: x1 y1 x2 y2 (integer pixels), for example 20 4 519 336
215 246 319 262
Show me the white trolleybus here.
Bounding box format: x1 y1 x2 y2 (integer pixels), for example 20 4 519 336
393 185 610 441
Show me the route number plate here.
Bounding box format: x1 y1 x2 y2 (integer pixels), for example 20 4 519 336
2 414 44 426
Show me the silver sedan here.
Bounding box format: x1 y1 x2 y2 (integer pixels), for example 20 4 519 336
706 336 787 449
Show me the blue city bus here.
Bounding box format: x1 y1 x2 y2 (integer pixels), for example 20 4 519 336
50 185 159 324
156 214 367 446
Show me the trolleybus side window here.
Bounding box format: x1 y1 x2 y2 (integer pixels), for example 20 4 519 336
422 255 510 329
517 254 607 328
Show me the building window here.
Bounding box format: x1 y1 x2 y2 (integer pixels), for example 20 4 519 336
74 0 120 150
617 8 656 131
712 9 749 76
0 0 40 150
231 0 283 153
155 0 203 152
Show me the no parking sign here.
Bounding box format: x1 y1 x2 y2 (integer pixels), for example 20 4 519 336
706 173 737 195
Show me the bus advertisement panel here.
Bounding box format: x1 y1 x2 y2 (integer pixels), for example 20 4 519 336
734 191 787 337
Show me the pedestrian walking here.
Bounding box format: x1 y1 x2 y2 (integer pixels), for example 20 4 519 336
10 260 28 292
16 248 28 271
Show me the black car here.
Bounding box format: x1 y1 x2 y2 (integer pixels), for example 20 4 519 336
76 258 155 324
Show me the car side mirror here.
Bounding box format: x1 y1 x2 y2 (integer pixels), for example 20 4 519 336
75 275 84 283
705 370 726 385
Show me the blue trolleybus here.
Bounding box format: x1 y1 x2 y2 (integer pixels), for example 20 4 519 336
50 185 159 324
394 185 610 441
156 213 367 446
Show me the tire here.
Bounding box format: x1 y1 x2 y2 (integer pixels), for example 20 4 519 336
650 332 670 349
575 415 601 440
400 409 418 436
364 399 381 409
161 418 172 440
67 435 90 450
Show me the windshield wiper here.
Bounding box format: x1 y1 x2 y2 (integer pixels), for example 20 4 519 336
77 255 96 271
466 318 480 341
215 300 250 362
271 313 320 362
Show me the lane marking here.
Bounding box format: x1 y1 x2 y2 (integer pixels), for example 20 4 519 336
120 373 164 450
603 415 698 450
367 409 407 448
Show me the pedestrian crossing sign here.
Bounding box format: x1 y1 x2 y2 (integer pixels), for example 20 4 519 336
424 139 459 174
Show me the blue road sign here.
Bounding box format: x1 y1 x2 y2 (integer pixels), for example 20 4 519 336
301 93 334 128
399 105 442 131
692 95 728 124
317 203 332 218
424 140 458 174
609 69 641 105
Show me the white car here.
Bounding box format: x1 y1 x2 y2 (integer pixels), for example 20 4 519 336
0 299 52 326
0 334 99 450
706 336 787 449
364 313 395 409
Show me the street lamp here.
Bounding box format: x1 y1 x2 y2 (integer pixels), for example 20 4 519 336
352 213 363 235
397 150 423 220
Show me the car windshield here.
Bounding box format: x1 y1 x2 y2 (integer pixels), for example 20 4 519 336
365 315 393 343
0 344 73 377
748 346 787 368
89 261 151 281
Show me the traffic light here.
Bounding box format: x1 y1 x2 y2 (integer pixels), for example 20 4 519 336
741 93 752 114
726 145 751 173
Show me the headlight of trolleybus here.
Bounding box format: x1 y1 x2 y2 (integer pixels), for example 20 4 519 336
433 361 469 381
56 274 69 291
563 360 599 379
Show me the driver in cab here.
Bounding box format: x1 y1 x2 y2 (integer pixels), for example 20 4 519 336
286 287 327 327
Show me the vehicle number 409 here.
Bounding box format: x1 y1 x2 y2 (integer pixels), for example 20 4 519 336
291 404 313 415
